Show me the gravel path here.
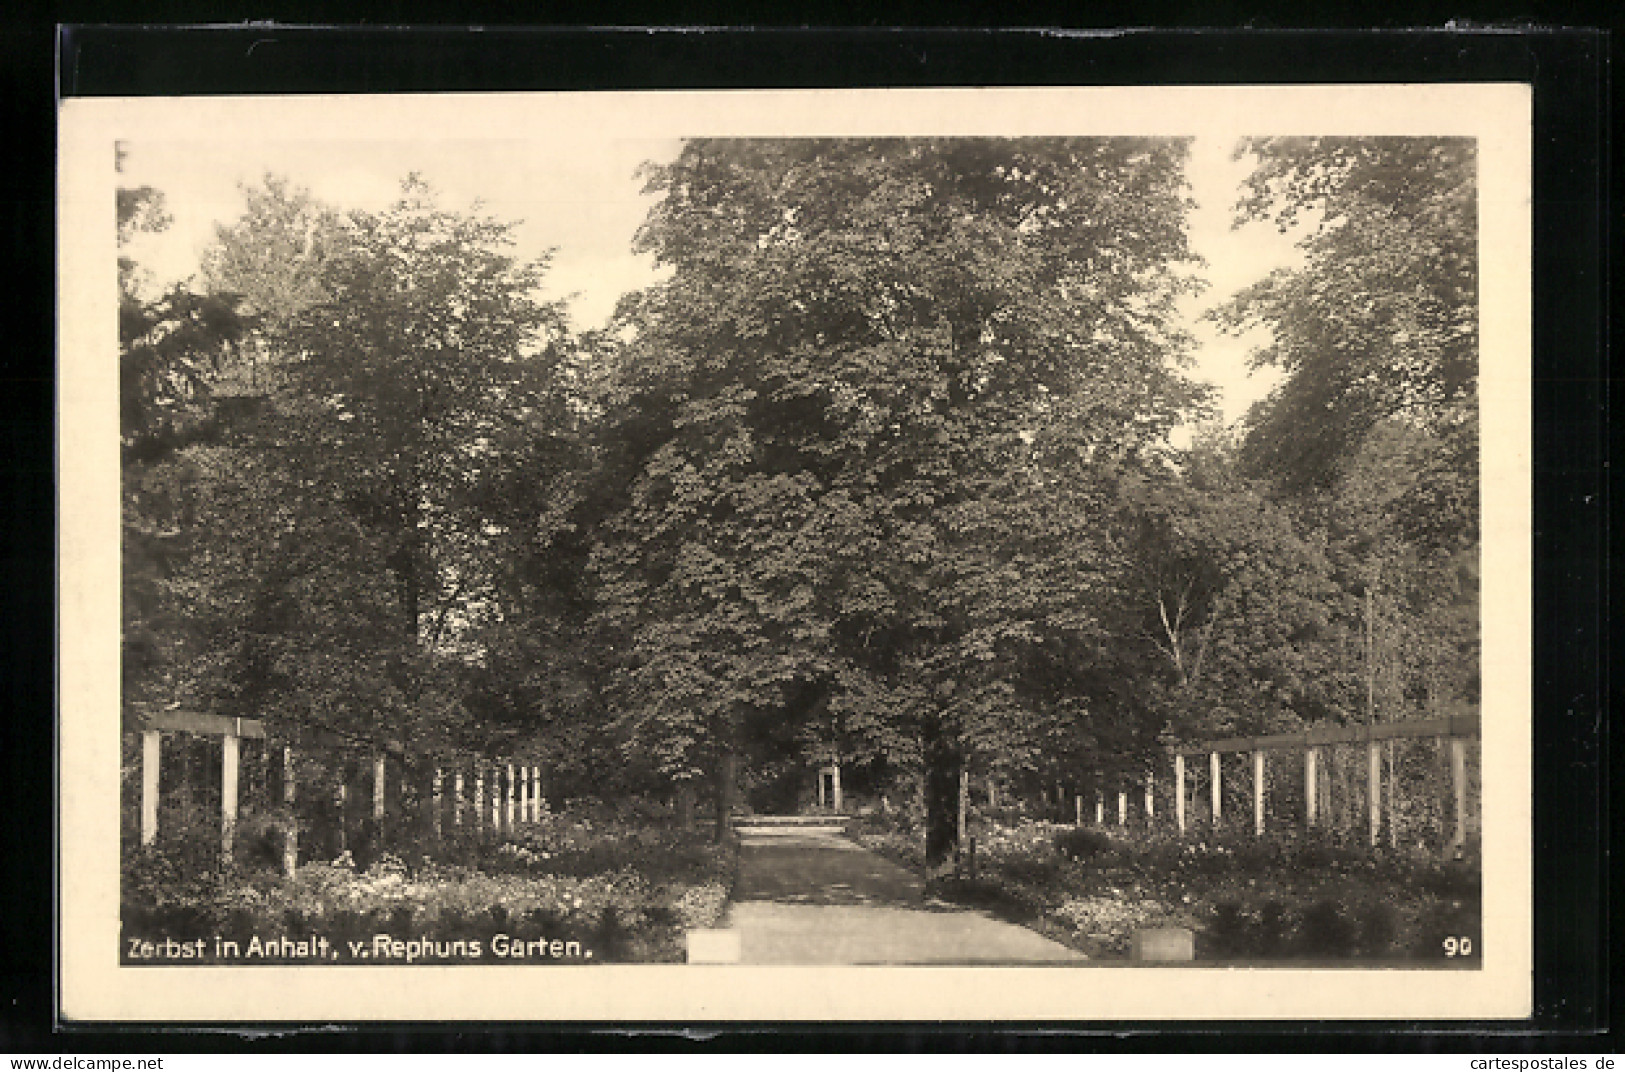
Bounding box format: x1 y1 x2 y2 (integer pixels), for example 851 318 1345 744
722 828 1085 965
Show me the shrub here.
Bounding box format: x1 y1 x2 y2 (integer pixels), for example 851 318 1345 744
1053 827 1117 862
1358 899 1401 957
232 809 296 873
929 875 1042 922
1204 900 1250 958
1297 898 1359 958
1254 899 1290 956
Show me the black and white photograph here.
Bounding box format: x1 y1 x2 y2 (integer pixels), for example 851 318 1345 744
58 84 1532 1022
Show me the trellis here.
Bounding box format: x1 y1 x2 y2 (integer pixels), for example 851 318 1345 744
1166 712 1481 851
1061 713 1480 853
126 707 555 875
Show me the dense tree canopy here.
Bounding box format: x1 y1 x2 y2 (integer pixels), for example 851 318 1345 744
1211 137 1476 493
1208 136 1480 721
589 138 1206 861
120 133 1481 860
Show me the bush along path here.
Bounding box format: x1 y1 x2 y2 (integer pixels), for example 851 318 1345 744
854 818 1482 965
121 801 735 965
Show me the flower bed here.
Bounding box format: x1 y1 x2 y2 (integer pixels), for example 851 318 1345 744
121 805 735 965
855 818 1480 963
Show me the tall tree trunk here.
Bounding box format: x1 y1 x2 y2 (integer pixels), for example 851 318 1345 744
675 780 695 829
922 719 961 874
713 747 737 843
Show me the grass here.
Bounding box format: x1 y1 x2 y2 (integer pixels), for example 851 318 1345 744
855 817 1481 963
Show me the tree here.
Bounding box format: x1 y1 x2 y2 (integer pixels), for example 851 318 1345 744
1112 434 1351 744
591 138 1205 862
194 176 574 752
118 154 252 705
1212 137 1477 495
1207 137 1480 723
201 174 344 325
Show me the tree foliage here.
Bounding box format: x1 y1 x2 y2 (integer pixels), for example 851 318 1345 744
120 135 1481 849
118 160 251 704
1212 137 1476 494
1205 136 1480 724
590 138 1205 860
130 176 576 755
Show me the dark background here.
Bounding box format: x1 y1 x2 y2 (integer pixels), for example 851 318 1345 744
3 20 1608 1052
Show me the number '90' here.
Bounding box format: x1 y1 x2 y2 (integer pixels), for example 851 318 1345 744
1443 936 1474 957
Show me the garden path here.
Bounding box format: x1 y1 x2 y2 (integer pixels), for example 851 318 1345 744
724 827 1085 965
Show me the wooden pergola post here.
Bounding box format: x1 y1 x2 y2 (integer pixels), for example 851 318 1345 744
431 767 443 839
1117 789 1127 827
140 729 161 847
453 769 465 827
1144 771 1154 824
1367 740 1382 847
372 754 386 822
1174 753 1187 835
336 776 348 853
506 762 516 831
491 768 501 829
282 745 298 876
533 765 543 817
956 766 968 848
474 769 484 828
1074 793 1082 827
831 761 843 813
1094 790 1104 826
221 732 240 857
1210 751 1222 825
1304 746 1318 828
1448 737 1468 855
1252 749 1265 837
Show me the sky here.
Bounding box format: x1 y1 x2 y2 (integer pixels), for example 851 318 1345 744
118 133 1296 427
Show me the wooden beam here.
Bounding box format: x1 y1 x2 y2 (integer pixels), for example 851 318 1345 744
129 709 266 739
1170 712 1480 756
140 730 161 847
126 708 419 762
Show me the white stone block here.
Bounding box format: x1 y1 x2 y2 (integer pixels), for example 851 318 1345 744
686 929 741 964
1131 927 1195 962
